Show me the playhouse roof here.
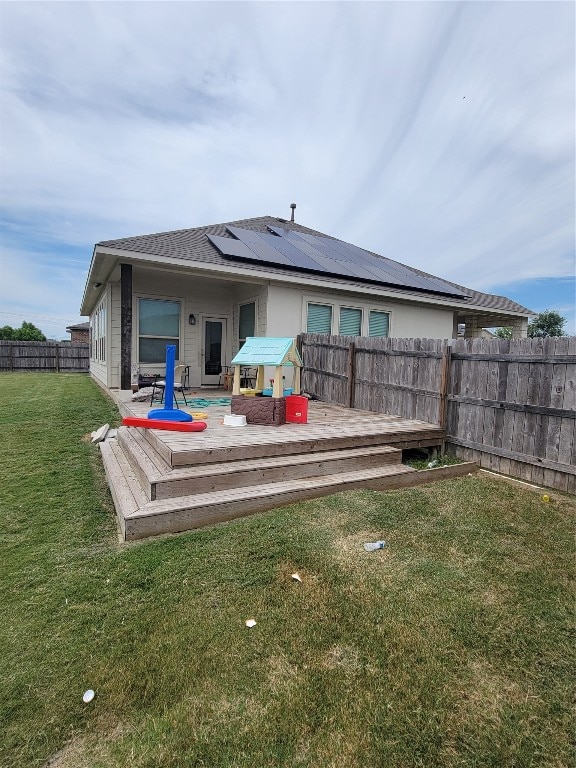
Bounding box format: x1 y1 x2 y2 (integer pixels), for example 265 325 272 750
231 337 302 367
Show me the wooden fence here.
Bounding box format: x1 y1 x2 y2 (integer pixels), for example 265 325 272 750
299 334 576 493
0 340 89 373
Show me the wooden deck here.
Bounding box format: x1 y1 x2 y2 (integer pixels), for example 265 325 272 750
100 389 465 541
113 390 445 468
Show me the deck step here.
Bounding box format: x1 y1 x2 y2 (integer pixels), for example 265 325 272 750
99 440 149 538
122 463 418 541
117 427 404 500
139 419 444 468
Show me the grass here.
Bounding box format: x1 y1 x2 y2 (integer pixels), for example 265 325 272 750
402 448 464 470
0 373 574 768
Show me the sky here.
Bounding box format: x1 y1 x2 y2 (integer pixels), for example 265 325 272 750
0 0 574 340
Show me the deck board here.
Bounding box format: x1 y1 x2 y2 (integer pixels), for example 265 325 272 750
114 391 444 468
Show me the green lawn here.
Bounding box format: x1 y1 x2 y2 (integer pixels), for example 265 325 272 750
0 373 574 768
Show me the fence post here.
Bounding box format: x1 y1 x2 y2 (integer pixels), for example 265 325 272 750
54 343 60 373
438 341 452 431
347 341 356 408
10 344 14 371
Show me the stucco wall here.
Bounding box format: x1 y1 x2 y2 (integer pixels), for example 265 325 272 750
266 284 455 340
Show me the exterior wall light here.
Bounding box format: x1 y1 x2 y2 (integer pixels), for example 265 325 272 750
188 314 196 325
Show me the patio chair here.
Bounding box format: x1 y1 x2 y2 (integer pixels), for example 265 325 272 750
150 364 190 406
219 365 234 391
240 367 257 388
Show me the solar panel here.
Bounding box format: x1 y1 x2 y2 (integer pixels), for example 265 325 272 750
333 238 457 294
285 230 409 286
208 225 468 298
258 232 326 272
286 229 468 297
207 234 256 260
267 226 358 276
227 227 294 266
293 231 437 290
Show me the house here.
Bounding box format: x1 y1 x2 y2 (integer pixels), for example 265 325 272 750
80 214 534 391
65 321 90 343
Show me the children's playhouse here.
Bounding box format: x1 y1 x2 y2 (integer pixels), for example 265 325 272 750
229 337 305 426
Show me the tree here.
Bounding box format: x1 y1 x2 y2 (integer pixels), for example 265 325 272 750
0 325 16 340
527 310 567 338
0 322 46 341
18 321 47 341
494 327 512 339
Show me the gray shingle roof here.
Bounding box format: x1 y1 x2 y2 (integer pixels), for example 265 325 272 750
97 215 533 315
66 321 90 331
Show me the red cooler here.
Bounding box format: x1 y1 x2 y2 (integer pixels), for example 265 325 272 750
285 395 308 424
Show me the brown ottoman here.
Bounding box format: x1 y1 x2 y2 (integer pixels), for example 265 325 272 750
231 395 286 426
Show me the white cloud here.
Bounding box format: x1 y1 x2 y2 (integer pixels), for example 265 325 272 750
0 0 573 337
0 246 87 337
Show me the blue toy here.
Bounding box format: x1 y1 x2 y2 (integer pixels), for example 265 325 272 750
148 345 192 422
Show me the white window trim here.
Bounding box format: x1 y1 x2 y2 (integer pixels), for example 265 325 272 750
367 307 392 338
91 296 107 363
135 293 185 368
338 304 364 336
305 300 334 334
238 298 258 344
303 293 394 337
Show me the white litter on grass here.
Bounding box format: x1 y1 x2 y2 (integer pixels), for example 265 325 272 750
82 689 95 703
291 573 302 582
363 541 386 552
91 424 109 443
245 619 257 628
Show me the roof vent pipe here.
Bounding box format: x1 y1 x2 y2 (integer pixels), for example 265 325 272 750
290 203 296 222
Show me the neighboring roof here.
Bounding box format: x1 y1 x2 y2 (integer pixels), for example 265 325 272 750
231 337 302 367
66 321 90 332
94 215 533 317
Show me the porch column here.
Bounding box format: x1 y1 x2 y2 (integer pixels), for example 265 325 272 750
463 316 484 339
120 263 133 390
511 318 528 338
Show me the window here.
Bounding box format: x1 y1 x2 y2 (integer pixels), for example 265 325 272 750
239 301 255 349
307 303 332 334
138 298 180 363
91 299 106 362
369 310 390 337
339 307 362 336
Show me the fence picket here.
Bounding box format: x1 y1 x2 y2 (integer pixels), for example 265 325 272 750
0 341 89 373
299 333 574 492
